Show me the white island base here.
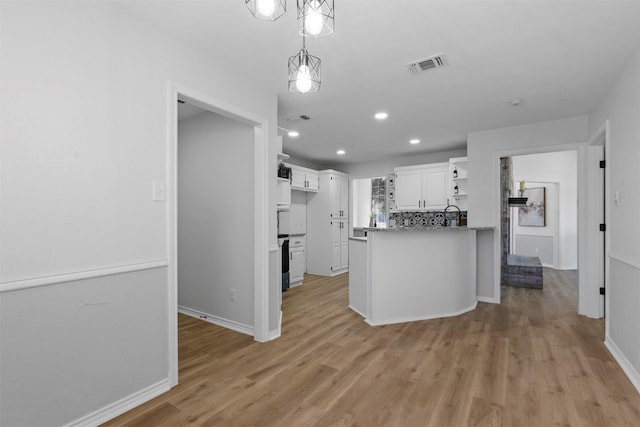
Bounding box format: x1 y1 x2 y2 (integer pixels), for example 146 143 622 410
349 228 477 326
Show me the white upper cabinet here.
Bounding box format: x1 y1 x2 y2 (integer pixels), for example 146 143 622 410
288 163 319 192
395 163 449 211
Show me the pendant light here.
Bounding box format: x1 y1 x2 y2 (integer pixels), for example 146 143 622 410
288 37 321 93
297 0 334 38
245 0 286 21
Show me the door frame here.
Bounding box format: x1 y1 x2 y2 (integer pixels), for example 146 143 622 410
579 120 609 320
166 81 270 387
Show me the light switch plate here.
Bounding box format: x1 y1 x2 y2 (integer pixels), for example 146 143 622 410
153 182 166 201
614 190 620 206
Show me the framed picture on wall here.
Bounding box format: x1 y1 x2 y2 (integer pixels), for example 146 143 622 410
518 187 545 227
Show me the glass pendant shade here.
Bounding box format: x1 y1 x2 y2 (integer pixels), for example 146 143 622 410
297 0 334 38
288 46 321 94
246 0 286 21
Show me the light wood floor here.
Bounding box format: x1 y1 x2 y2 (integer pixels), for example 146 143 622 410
104 269 640 426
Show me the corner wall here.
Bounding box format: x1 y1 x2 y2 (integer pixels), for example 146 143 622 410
589 43 640 392
0 2 278 425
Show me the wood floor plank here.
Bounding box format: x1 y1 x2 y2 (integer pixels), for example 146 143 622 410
103 269 640 427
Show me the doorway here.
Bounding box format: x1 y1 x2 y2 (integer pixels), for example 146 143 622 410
167 83 270 387
494 145 608 319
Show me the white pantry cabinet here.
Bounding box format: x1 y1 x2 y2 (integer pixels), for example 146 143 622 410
307 170 350 276
395 163 449 211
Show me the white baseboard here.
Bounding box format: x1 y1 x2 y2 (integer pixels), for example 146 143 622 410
64 379 170 427
365 301 478 327
605 338 640 395
348 304 367 319
178 306 254 337
477 296 499 304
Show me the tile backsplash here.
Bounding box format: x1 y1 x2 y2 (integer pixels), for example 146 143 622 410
389 210 468 229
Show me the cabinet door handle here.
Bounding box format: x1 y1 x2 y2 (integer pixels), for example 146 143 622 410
290 253 292 260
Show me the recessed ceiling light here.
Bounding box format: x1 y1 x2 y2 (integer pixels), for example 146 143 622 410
288 131 299 137
410 139 420 145
374 112 388 120
509 98 523 106
336 149 346 155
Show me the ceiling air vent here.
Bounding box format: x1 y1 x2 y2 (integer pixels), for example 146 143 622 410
407 54 447 73
285 115 311 121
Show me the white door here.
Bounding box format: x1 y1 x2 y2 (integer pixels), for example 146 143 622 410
423 168 448 209
330 175 341 218
290 249 305 282
331 220 341 272
339 176 349 218
340 220 349 269
291 168 306 190
307 172 319 191
396 171 422 210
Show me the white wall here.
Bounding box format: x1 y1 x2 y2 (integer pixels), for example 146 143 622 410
467 117 587 228
466 117 587 302
342 149 467 178
589 43 640 392
512 150 578 269
178 112 254 328
0 2 278 425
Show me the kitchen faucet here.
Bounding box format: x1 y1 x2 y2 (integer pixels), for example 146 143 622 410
443 199 461 227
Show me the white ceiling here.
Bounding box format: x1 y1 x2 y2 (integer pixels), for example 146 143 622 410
123 1 640 166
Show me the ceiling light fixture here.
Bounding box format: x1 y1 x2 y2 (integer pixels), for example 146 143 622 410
288 37 321 94
288 131 300 137
509 98 523 106
410 139 420 144
297 0 334 39
336 149 345 155
375 112 388 120
245 0 286 21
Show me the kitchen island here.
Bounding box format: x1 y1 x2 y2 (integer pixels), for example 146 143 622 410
349 227 479 326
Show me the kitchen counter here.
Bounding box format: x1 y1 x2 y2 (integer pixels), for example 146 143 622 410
349 226 478 326
364 226 494 232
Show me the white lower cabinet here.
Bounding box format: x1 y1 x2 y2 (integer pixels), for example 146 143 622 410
290 236 305 285
290 248 305 284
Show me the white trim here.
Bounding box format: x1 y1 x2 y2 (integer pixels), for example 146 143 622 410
364 302 478 326
492 142 582 308
269 244 279 252
64 379 170 427
178 306 254 336
167 81 271 387
267 311 283 341
348 304 367 318
605 338 640 394
0 260 169 293
609 251 640 270
477 296 499 304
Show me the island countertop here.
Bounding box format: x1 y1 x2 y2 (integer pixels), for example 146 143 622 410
363 226 494 232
